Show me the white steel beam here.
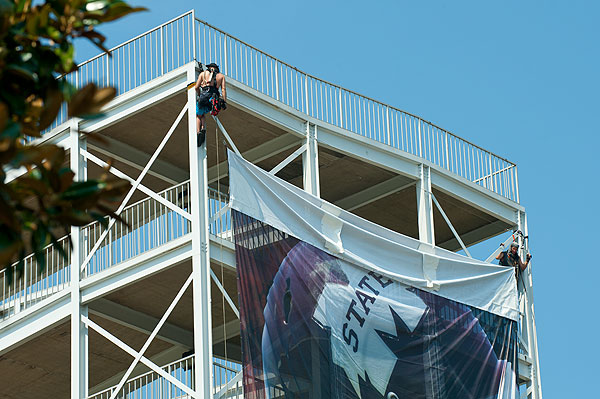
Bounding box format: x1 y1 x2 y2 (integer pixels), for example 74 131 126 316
70 121 88 399
519 212 542 399
80 103 188 274
209 236 236 272
210 270 239 319
209 204 230 226
81 149 191 220
0 290 70 355
270 143 307 176
335 177 416 211
213 116 241 156
227 79 307 137
88 137 189 184
416 164 435 246
316 124 420 179
88 298 194 348
430 169 521 225
215 369 242 399
81 236 192 304
79 67 188 133
229 77 524 227
89 298 240 348
82 316 198 399
207 134 301 183
188 64 213 398
431 193 471 258
302 123 320 196
435 220 509 254
89 345 188 395
483 230 517 263
4 126 70 183
108 273 193 399
212 319 241 344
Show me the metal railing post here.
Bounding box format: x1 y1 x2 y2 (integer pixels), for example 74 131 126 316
385 106 391 146
514 166 520 203
487 154 494 192
418 119 423 158
191 10 197 62
275 63 279 101
224 36 228 75
444 132 450 170
304 76 309 115
338 89 343 129
160 25 164 75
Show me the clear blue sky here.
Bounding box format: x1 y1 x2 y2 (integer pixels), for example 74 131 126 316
76 1 599 397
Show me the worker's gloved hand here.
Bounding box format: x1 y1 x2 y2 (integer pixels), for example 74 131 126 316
526 254 532 261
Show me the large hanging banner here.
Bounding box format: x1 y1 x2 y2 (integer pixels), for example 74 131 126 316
229 151 519 399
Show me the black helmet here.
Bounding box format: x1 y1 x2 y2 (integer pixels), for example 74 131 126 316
510 241 519 249
206 63 220 73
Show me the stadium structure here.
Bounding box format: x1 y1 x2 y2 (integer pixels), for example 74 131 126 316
0 11 542 399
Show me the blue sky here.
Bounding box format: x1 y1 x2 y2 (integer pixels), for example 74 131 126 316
76 1 599 397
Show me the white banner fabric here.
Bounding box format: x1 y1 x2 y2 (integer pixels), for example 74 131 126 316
228 150 518 321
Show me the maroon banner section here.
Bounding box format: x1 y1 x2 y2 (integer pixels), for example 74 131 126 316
233 210 518 399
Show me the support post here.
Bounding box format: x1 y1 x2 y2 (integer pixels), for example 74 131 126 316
519 211 542 399
416 164 435 245
303 122 320 197
187 63 213 397
70 120 88 398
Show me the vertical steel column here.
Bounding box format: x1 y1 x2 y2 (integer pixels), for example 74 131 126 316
416 164 435 245
520 211 542 399
302 122 320 197
70 120 88 398
187 63 213 397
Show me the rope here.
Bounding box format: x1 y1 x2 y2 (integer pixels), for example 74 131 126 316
214 120 229 370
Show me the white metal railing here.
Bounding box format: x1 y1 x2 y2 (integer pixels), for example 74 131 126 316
47 11 195 133
208 187 231 240
83 180 192 277
213 358 243 399
46 10 518 202
86 356 245 399
193 18 519 203
0 236 71 321
88 355 196 399
0 182 236 324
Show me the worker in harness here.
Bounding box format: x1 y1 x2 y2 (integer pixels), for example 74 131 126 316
496 241 532 277
195 62 227 146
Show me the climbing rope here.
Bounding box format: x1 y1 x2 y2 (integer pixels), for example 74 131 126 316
214 120 229 370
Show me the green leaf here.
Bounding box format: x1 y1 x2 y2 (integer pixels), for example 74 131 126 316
61 180 104 200
0 0 13 15
5 64 39 83
86 1 109 12
0 121 21 140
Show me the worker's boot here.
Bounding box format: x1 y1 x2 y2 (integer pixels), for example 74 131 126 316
197 128 206 147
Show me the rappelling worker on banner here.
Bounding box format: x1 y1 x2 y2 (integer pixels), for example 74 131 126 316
195 62 227 146
496 241 532 277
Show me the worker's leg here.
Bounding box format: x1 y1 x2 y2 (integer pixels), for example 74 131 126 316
197 114 206 147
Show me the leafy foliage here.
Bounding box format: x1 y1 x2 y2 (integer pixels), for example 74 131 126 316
0 1 146 279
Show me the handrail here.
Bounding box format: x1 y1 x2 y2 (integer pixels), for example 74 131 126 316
194 16 513 166
0 235 71 322
193 17 520 202
46 11 519 202
82 180 192 276
74 10 195 70
0 182 234 324
88 354 196 399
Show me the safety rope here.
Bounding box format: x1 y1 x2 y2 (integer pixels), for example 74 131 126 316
214 120 229 370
